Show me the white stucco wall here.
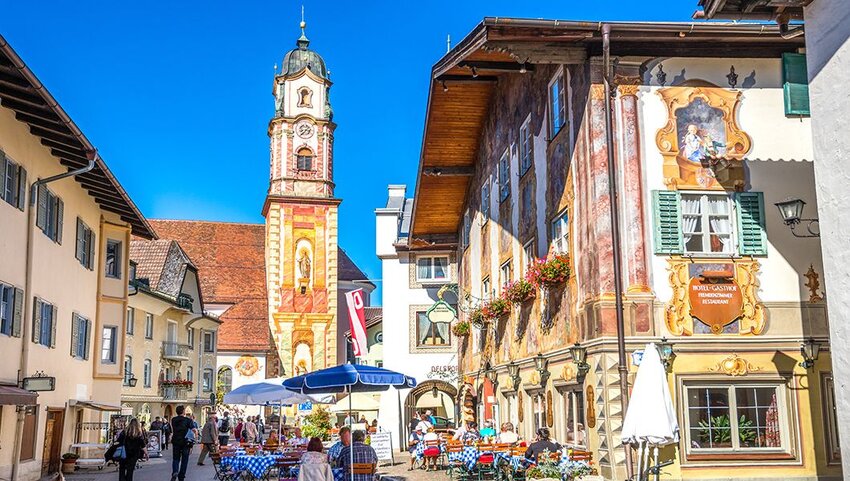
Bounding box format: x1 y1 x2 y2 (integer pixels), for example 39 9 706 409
217 352 267 417
804 0 850 471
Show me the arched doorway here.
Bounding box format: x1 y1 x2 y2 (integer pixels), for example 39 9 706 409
163 405 173 420
404 380 457 436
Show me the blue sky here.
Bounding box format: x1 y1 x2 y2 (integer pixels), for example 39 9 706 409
1 1 698 303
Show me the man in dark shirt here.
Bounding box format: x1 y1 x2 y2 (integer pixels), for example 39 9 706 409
170 405 195 481
524 428 561 463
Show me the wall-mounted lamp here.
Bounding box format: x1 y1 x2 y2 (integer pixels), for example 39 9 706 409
484 366 498 388
441 81 448 93
775 198 819 237
533 353 550 386
800 338 820 369
471 66 478 78
506 361 521 391
431 385 439 398
519 63 527 74
657 337 675 371
569 343 590 382
127 375 138 388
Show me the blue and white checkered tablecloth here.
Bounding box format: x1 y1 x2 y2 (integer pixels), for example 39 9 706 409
413 442 446 460
446 446 481 470
289 466 345 481
220 455 281 478
493 452 531 471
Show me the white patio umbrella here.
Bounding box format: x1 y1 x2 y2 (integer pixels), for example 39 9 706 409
620 343 680 481
223 378 332 434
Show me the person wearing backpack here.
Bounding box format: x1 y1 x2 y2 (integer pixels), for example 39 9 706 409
169 405 195 481
116 418 147 481
217 411 232 446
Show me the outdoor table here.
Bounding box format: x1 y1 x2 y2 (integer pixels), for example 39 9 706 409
289 466 345 481
220 454 282 478
414 441 447 460
446 445 481 470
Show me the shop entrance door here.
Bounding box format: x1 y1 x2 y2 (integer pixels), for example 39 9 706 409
41 409 65 476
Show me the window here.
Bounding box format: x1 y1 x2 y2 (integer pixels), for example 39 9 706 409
416 311 450 347
32 298 55 348
653 190 766 256
105 240 122 278
532 392 547 434
1 282 23 337
548 69 568 137
500 260 512 294
461 210 471 249
551 210 569 254
75 218 95 270
522 241 536 276
143 359 152 388
70 313 90 360
36 184 63 244
416 256 449 282
123 356 133 386
101 326 117 363
126 307 135 335
203 331 215 353
684 383 787 453
822 374 841 463
519 116 533 175
498 149 510 202
782 53 810 116
296 147 313 171
203 369 214 392
144 313 153 339
560 388 586 447
187 327 195 350
481 180 490 223
521 184 532 219
482 277 491 301
297 87 313 107
680 193 735 255
1 152 27 211
186 366 193 383
218 367 233 393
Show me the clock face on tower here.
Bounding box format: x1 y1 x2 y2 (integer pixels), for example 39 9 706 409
296 121 314 139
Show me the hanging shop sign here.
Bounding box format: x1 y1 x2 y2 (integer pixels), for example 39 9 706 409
22 372 55 392
426 300 456 324
688 270 743 334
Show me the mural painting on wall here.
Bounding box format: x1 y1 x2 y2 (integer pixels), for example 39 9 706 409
666 260 766 336
235 355 260 377
656 86 751 191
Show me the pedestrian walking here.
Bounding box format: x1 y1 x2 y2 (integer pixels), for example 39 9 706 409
169 405 195 481
162 417 172 450
117 418 147 481
197 413 218 465
217 411 232 446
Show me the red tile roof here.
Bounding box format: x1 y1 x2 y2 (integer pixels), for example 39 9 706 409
147 220 270 352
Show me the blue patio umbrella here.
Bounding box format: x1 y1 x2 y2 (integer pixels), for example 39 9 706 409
283 363 416 480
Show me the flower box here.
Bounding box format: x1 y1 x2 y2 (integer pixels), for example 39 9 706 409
451 321 470 337
503 279 536 304
481 297 511 320
526 254 571 288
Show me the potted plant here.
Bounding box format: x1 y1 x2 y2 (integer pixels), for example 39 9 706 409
503 279 536 304
561 460 594 480
469 308 485 328
452 320 471 337
526 454 562 481
526 254 571 289
61 453 79 473
481 297 511 320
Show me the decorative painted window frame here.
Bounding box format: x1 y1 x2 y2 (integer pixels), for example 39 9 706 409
408 304 454 354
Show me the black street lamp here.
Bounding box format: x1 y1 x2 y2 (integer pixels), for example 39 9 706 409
127 375 138 388
800 338 820 369
569 343 590 382
775 198 819 237
533 353 550 386
506 361 521 391
657 337 676 371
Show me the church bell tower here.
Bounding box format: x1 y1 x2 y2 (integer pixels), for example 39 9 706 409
264 19 339 376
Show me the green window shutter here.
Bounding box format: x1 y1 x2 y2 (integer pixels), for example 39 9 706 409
782 53 810 116
652 190 683 254
736 192 768 256
36 184 47 231
32 298 41 345
12 287 23 338
16 166 26 211
70 313 79 357
56 198 64 245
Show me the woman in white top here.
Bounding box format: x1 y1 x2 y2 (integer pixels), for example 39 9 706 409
496 422 519 444
298 437 334 481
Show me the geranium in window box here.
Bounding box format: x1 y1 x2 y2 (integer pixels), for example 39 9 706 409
469 307 485 328
481 297 511 320
526 254 571 288
451 321 470 337
503 279 536 304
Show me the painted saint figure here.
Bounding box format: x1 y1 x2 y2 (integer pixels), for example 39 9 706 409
298 249 311 280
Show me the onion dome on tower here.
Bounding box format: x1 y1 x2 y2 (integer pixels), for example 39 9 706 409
280 20 328 80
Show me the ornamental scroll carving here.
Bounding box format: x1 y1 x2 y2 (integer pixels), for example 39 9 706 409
655 86 751 191
708 353 763 376
665 258 766 336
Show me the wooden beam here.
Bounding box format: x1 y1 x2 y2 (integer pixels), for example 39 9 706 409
28 125 82 149
435 74 498 83
423 166 474 177
457 60 535 73
0 86 47 109
17 112 74 138
0 97 60 122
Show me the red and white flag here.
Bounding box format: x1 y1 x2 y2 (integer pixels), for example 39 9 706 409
345 289 368 358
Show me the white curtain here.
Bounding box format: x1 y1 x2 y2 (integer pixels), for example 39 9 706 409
708 197 733 252
680 197 701 243
435 322 450 344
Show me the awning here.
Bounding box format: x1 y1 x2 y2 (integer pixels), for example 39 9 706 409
72 400 123 412
0 385 38 405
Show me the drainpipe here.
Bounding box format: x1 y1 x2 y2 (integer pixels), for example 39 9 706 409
12 151 97 481
601 23 634 481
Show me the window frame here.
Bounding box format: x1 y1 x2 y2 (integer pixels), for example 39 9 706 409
415 311 451 347
551 210 569 255
123 355 133 386
681 379 793 460
101 326 117 364
143 359 152 388
557 386 586 448
218 366 233 393
37 185 63 244
519 114 533 176
481 276 491 301
203 331 215 353
500 260 512 294
34 298 55 348
186 366 194 383
126 307 135 335
296 147 314 171
105 239 123 279
821 373 841 464
481 178 491 224
679 191 737 256
71 313 90 360
0 282 13 336
202 368 214 392
144 313 153 339
522 240 536 277
187 327 195 350
75 218 95 270
461 209 471 249
548 68 568 139
498 148 511 203
415 256 450 283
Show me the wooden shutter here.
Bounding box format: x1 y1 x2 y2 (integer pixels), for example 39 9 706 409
0 152 6 202
87 230 96 270
782 53 810 116
16 166 26 211
652 190 683 254
32 298 41 345
84 319 90 360
736 192 768 256
70 314 79 357
55 198 64 244
76 219 85 263
12 287 23 338
36 184 47 230
49 304 56 348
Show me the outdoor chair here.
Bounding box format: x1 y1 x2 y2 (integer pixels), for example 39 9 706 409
475 444 498 481
210 453 238 481
424 439 442 470
352 462 377 480
445 443 472 481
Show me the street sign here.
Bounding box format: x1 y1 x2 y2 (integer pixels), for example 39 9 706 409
298 401 313 413
631 350 644 366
